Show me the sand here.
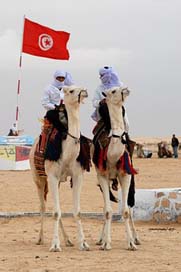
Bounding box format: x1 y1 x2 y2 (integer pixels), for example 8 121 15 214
0 139 181 271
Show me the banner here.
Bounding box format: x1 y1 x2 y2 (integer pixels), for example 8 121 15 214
0 135 34 146
16 146 31 162
22 18 70 60
0 146 16 161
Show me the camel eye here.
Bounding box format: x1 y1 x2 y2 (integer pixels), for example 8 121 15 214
70 90 74 94
112 90 116 94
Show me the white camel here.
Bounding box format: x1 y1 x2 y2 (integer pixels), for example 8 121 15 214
29 85 90 252
93 86 140 250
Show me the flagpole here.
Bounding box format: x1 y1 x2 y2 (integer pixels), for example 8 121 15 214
15 15 26 133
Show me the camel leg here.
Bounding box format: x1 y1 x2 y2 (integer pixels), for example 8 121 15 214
120 175 137 250
48 174 62 252
72 172 90 251
29 155 46 245
98 175 112 250
36 179 46 245
129 208 141 245
59 219 74 247
96 219 106 246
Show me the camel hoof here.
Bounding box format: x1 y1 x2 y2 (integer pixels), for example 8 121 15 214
79 241 90 251
96 239 103 246
49 245 62 252
100 242 112 251
128 242 137 251
36 239 44 245
134 237 141 245
65 239 74 247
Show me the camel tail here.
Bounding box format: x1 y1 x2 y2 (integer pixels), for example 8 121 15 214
127 174 135 207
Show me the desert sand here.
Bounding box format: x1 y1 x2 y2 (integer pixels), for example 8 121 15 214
0 138 181 272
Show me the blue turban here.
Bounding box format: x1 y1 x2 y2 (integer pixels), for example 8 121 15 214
99 66 123 90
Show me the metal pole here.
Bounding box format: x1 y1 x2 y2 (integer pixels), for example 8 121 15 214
15 15 25 132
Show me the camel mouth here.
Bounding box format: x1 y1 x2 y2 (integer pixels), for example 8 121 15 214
81 90 88 98
83 93 88 98
122 87 130 96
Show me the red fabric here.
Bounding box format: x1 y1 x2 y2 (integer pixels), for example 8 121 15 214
16 146 31 162
22 18 70 60
98 147 108 172
117 152 138 175
97 147 138 175
98 149 105 171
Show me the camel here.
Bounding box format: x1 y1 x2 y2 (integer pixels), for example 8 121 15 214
158 141 172 158
136 143 145 158
29 85 90 252
92 86 140 250
136 143 152 158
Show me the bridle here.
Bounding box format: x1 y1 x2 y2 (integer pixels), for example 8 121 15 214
112 132 126 144
67 131 80 144
65 89 85 143
121 88 129 102
78 89 86 103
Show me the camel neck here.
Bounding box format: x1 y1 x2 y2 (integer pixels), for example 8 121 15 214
107 103 124 136
66 105 80 138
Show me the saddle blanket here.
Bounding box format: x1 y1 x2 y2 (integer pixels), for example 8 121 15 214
94 144 137 175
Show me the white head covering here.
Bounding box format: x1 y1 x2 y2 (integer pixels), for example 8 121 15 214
52 70 74 88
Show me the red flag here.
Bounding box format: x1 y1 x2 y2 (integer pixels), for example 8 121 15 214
22 18 70 60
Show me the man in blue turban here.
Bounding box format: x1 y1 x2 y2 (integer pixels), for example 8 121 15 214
92 66 133 194
91 66 129 133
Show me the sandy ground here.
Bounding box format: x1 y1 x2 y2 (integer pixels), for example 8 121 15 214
0 140 181 271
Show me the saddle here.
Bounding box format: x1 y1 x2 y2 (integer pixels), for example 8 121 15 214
34 107 92 177
93 119 110 149
92 105 136 174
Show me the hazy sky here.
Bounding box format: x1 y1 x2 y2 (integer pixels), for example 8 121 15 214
0 0 181 138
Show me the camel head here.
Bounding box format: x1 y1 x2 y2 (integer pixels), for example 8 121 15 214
63 85 88 106
104 86 130 106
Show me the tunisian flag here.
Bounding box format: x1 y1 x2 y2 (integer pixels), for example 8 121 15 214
22 18 70 60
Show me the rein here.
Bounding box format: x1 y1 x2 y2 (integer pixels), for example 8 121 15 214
112 132 126 144
67 131 80 144
68 90 84 142
78 90 83 103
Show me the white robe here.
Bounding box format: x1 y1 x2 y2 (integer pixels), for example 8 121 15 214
91 85 129 133
41 84 64 111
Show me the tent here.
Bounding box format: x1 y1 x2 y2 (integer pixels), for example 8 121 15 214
0 135 34 170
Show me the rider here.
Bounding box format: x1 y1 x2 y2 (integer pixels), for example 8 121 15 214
42 70 74 111
91 66 129 133
40 70 74 153
92 66 131 192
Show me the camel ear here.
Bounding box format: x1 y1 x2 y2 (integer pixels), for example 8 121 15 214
102 92 107 97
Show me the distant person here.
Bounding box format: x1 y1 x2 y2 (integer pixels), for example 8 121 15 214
8 123 18 136
171 134 179 158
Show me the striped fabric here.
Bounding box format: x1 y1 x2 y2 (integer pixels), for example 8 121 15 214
34 142 47 177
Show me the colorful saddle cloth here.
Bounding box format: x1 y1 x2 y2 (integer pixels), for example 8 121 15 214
93 140 137 175
34 111 91 176
92 122 137 175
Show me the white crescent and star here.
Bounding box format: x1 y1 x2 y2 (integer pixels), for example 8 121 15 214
38 34 53 51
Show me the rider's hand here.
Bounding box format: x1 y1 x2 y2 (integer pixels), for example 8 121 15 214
54 104 60 111
99 99 106 106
